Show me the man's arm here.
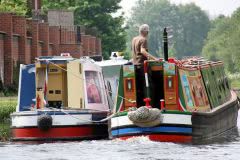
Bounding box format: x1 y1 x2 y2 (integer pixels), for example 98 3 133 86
141 47 157 60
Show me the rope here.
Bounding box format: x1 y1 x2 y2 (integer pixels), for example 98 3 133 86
35 59 136 123
45 60 134 103
47 107 130 123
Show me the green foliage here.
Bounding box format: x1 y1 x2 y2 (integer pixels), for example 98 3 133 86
42 0 127 59
126 0 210 58
0 98 17 122
0 0 27 15
42 0 77 11
202 8 240 73
176 3 210 57
0 122 11 141
74 0 127 59
0 98 16 141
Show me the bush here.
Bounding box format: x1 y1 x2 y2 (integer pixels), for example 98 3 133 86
0 98 16 141
0 122 11 141
0 100 17 122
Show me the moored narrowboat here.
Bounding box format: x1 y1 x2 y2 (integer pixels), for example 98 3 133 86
100 29 239 143
11 55 110 141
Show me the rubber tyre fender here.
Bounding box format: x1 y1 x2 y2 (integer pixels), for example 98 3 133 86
37 114 53 131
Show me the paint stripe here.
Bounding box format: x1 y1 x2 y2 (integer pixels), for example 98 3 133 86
111 114 192 128
111 126 192 137
12 114 93 127
12 126 107 140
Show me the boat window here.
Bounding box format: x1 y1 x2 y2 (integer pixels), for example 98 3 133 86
55 90 61 94
85 71 102 103
167 76 173 89
126 79 133 91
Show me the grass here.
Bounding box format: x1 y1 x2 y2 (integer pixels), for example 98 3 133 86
0 97 17 141
0 97 17 122
0 122 11 141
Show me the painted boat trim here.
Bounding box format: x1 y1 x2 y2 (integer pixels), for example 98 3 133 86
111 126 192 137
111 113 192 129
12 125 108 141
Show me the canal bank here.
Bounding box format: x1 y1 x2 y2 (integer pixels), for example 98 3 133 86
0 97 16 141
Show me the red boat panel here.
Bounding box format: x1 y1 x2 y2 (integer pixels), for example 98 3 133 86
12 126 106 140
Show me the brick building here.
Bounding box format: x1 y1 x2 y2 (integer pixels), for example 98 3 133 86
0 13 102 87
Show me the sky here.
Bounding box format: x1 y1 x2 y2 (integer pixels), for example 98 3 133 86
120 0 240 18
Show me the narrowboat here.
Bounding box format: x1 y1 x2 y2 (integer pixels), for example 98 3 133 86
11 55 109 141
100 28 239 143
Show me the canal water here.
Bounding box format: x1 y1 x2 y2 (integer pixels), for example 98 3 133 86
1 111 240 160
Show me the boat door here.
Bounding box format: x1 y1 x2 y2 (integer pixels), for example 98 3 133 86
17 64 36 111
163 62 178 110
148 61 164 108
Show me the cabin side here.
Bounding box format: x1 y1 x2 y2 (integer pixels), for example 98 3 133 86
17 56 109 111
111 58 232 113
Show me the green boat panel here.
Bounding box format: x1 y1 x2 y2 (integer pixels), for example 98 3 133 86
123 65 135 78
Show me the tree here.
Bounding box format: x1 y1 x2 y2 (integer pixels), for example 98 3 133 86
176 3 210 57
0 0 27 15
74 0 126 59
126 0 210 58
42 0 126 59
126 0 178 57
202 8 240 73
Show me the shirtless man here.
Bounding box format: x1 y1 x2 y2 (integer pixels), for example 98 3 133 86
131 24 157 107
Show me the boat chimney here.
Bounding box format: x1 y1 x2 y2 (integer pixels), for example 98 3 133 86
163 28 168 61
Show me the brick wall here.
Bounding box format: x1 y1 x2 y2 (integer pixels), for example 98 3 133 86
49 44 53 56
27 19 39 61
38 42 43 56
12 36 20 65
0 12 102 86
26 38 32 64
39 23 49 56
0 13 13 85
12 16 27 64
81 34 90 56
96 38 102 55
0 33 4 82
59 44 81 58
89 36 96 56
49 26 60 56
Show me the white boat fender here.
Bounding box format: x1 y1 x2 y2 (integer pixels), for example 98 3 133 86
37 114 53 131
128 106 162 127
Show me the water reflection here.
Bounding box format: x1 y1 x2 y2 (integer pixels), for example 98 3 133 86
193 127 239 145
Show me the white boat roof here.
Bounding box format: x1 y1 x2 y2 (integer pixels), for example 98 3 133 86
95 57 129 66
36 56 74 61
